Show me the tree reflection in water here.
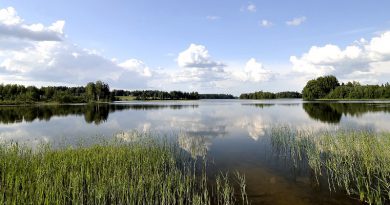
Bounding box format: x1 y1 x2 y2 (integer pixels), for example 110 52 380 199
0 104 198 125
303 102 390 123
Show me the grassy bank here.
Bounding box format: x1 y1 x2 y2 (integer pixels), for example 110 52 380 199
270 126 390 205
0 134 247 204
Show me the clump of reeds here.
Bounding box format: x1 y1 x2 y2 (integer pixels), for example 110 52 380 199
269 126 390 205
0 133 248 204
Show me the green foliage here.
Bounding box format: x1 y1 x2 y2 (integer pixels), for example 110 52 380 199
0 134 248 204
302 75 340 100
302 75 390 100
85 82 96 101
94 80 110 101
275 91 302 98
239 91 302 99
326 82 390 99
113 90 200 100
0 81 111 104
114 90 239 100
199 94 236 99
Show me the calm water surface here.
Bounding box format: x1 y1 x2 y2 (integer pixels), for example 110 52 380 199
1 99 390 204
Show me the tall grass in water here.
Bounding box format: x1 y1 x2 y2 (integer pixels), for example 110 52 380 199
270 126 390 205
0 133 248 204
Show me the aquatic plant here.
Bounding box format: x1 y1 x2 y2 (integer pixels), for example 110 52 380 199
0 133 247 204
269 126 390 205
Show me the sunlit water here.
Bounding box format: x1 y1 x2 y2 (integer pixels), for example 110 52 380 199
1 99 390 204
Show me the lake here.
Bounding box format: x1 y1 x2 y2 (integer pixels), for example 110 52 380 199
1 99 390 204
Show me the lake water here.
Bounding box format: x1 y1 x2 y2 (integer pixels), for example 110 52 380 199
1 99 390 204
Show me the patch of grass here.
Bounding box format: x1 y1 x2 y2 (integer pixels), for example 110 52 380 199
269 126 390 205
0 133 248 204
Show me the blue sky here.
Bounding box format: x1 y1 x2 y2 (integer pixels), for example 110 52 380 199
1 0 390 94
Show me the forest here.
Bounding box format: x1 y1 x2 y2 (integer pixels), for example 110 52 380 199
302 75 390 100
113 90 200 100
3 76 390 104
200 94 235 99
0 81 112 104
113 90 236 100
239 91 302 99
0 81 237 104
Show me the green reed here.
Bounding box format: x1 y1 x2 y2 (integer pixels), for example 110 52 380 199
0 133 247 205
269 126 390 205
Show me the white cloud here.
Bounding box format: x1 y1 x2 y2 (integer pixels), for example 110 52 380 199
0 40 150 87
177 44 225 68
0 7 22 25
119 59 153 77
286 16 306 26
246 3 257 12
366 32 390 60
290 31 390 83
172 46 228 87
232 58 274 82
206 16 220 21
241 2 256 12
0 7 151 89
0 7 64 41
166 45 277 92
170 67 228 84
163 44 236 91
0 7 290 94
259 19 273 27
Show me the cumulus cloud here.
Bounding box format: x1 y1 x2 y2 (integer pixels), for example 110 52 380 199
170 67 227 84
0 7 22 25
232 58 274 82
259 19 273 28
177 44 225 68
0 7 64 41
0 7 151 89
160 44 232 90
0 40 149 87
290 31 390 83
168 44 276 92
119 59 152 77
286 16 306 26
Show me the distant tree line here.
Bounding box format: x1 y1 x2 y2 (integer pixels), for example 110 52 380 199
302 75 390 100
112 90 200 100
239 91 302 99
326 82 390 99
0 81 113 104
0 81 241 104
199 94 236 99
113 90 237 100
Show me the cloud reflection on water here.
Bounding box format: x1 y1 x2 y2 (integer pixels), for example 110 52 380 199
0 100 390 152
